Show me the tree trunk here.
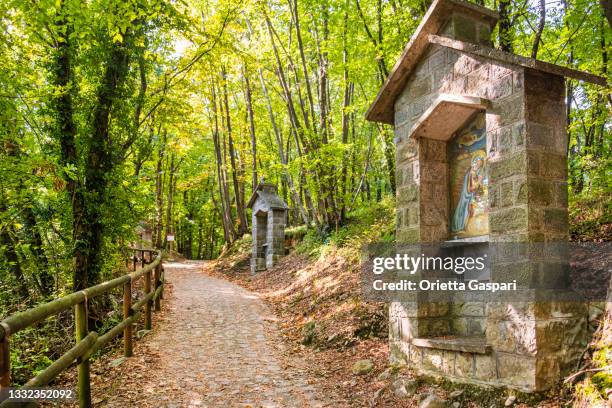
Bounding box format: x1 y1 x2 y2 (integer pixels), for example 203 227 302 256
211 81 236 243
355 0 389 84
51 3 87 291
531 0 545 59
380 126 396 193
265 13 320 228
243 67 258 191
314 0 339 228
197 225 203 260
209 224 216 259
498 0 513 52
602 0 612 28
257 67 310 226
340 9 352 223
221 67 248 236
290 0 317 131
0 216 29 299
22 206 53 297
83 24 133 286
164 154 175 249
154 130 166 249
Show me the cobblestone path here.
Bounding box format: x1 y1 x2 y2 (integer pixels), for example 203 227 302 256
97 261 326 408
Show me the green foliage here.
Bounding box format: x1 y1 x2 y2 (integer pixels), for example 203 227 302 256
296 195 396 260
570 192 612 241
8 316 73 385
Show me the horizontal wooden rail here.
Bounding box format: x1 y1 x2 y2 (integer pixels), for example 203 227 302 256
0 333 98 408
132 291 155 312
81 316 137 362
0 251 161 337
0 248 165 408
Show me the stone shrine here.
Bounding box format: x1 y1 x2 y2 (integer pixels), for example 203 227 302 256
366 0 605 392
247 182 289 273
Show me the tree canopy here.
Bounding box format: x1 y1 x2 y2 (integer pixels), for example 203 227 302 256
0 0 609 305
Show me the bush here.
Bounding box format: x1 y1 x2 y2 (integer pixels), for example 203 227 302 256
295 195 396 261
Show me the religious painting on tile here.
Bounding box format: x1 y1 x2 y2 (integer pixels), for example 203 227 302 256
449 112 488 239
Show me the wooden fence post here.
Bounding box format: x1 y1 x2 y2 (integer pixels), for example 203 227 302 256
0 329 9 389
160 266 164 300
141 250 145 268
132 254 137 271
144 270 152 330
123 279 133 357
154 264 161 312
75 300 91 408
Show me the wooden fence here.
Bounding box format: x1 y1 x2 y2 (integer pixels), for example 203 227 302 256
0 248 164 408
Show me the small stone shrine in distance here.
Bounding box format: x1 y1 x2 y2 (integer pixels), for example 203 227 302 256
366 0 606 392
247 181 289 273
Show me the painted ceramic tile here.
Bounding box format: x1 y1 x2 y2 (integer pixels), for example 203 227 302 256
449 113 489 239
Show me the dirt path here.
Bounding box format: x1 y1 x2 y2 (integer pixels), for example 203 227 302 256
92 260 327 408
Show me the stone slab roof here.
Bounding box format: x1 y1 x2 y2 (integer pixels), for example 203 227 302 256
365 0 607 125
429 34 608 86
247 183 289 210
409 94 490 140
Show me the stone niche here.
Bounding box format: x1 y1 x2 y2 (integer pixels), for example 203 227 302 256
366 0 605 393
247 182 289 273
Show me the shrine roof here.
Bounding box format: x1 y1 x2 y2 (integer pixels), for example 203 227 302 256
247 183 288 210
365 0 607 125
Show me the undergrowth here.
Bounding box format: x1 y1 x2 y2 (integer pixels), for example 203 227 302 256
296 195 396 260
570 192 612 241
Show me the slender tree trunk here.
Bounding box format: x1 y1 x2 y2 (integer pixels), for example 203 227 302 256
221 67 248 236
243 67 258 191
315 0 339 227
258 68 310 226
355 0 389 84
209 224 216 259
154 130 166 249
531 0 545 59
265 15 305 148
340 9 352 223
290 0 317 131
197 225 203 260
134 125 155 177
211 81 236 242
498 0 513 52
164 154 175 249
0 215 29 299
183 191 193 258
3 135 53 296
22 207 52 296
597 18 608 156
265 13 320 228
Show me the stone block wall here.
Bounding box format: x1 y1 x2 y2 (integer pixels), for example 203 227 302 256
390 10 587 392
441 12 493 46
266 209 286 268
251 201 268 273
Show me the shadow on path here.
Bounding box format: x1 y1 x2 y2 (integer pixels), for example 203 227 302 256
93 260 326 408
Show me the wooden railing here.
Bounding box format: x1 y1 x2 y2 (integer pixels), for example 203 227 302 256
0 248 164 408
